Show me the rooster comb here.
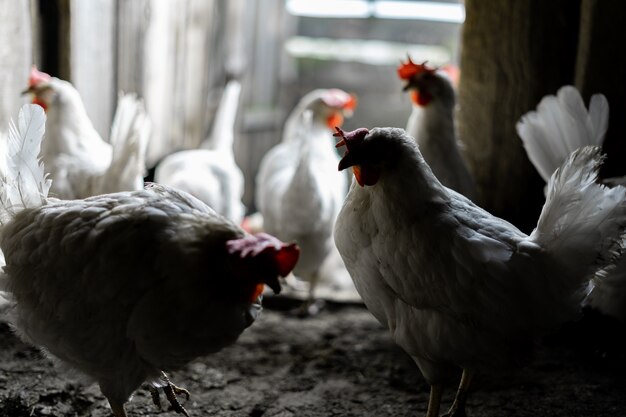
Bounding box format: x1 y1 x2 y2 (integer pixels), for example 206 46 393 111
397 56 436 80
321 89 358 110
334 127 370 150
28 66 51 88
226 233 300 277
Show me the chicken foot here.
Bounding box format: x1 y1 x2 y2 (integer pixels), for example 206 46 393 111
149 371 191 416
425 384 442 417
108 400 128 417
294 270 326 317
442 369 474 417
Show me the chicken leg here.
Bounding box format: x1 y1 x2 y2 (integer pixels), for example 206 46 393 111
425 384 442 417
149 372 191 416
108 400 128 417
442 369 474 417
298 271 326 317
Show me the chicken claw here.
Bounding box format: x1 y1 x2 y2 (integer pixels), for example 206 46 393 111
149 372 191 416
442 369 474 417
148 385 162 409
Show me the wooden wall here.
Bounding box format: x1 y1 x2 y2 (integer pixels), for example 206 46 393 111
575 0 626 180
11 0 620 224
0 0 284 210
71 0 116 138
0 0 32 132
458 0 623 232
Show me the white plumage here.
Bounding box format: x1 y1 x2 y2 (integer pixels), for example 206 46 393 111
0 105 51 222
0 104 299 417
334 126 626 417
24 67 150 199
255 89 355 306
517 85 626 320
154 79 245 223
517 85 609 183
398 58 476 200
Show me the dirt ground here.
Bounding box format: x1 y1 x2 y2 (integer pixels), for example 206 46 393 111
1 300 626 417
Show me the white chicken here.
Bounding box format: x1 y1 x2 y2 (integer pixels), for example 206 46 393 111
23 66 150 199
397 57 477 200
0 104 300 417
517 85 626 320
333 126 626 417
255 89 356 312
154 79 245 224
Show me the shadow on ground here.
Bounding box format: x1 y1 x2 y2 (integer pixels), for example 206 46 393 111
0 303 625 416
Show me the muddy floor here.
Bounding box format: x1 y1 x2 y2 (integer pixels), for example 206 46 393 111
0 301 626 417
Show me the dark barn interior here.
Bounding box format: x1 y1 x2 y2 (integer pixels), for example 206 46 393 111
0 1 625 416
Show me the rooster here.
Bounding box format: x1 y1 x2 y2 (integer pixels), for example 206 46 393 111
154 79 245 224
333 126 626 417
255 89 356 314
0 104 300 417
517 85 626 320
397 57 477 200
23 66 150 199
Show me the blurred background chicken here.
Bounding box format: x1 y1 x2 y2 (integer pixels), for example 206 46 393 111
517 85 626 321
334 126 626 417
255 88 356 314
154 79 246 224
397 57 476 201
23 67 150 199
0 104 300 417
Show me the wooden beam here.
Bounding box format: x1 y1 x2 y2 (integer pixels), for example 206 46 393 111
458 0 580 231
575 0 626 180
0 0 32 128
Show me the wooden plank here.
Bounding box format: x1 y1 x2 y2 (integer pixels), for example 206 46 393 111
575 0 626 180
0 0 32 130
36 0 72 79
118 0 223 167
70 0 117 139
457 0 580 231
239 0 290 208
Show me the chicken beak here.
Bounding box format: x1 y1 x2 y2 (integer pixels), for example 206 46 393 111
338 151 358 171
265 275 282 295
402 77 421 92
21 86 35 96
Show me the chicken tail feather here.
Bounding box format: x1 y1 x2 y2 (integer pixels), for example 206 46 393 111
532 146 626 282
0 104 51 225
98 93 151 194
517 86 609 183
208 79 242 152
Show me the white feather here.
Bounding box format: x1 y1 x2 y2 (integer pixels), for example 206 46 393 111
334 128 626 392
154 80 245 223
256 93 348 290
205 79 242 152
0 104 51 224
531 146 626 281
517 86 609 183
98 93 151 194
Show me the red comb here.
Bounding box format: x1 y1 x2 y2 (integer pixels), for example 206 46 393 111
334 129 346 148
226 233 300 277
440 64 460 87
334 127 369 150
397 56 435 80
28 66 51 88
274 243 300 277
343 94 358 110
321 89 358 110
